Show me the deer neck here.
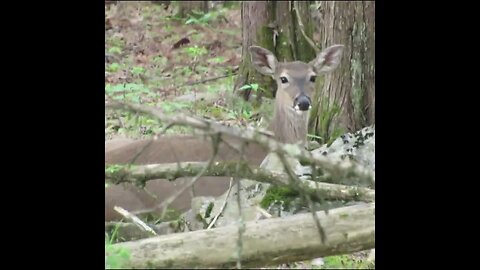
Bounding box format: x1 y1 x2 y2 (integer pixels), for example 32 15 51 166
270 94 310 147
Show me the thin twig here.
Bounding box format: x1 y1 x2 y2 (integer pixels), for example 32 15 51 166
113 206 157 236
179 73 237 88
294 1 320 54
277 154 326 244
256 206 273 219
235 141 247 269
207 177 234 229
156 135 220 220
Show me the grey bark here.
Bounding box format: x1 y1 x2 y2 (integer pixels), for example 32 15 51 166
110 203 375 268
309 1 375 143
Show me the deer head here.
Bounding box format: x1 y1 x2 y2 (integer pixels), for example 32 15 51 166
249 45 344 146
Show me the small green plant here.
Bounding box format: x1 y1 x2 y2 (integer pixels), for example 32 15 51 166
316 99 344 146
321 255 373 269
107 36 126 48
105 225 131 268
238 83 259 93
108 46 122 55
260 186 299 210
180 66 193 76
160 101 192 113
226 101 253 121
185 9 228 25
237 82 268 100
209 56 225 64
184 45 208 58
105 242 131 268
105 83 156 104
131 66 146 76
106 62 121 72
307 134 323 140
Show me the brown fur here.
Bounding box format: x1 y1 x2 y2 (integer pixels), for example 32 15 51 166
105 135 268 221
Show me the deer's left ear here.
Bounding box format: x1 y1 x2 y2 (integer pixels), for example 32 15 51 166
309 45 345 73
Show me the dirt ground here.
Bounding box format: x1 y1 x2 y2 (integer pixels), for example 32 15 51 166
105 2 268 140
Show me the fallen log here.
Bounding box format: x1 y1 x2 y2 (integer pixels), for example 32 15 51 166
110 203 375 268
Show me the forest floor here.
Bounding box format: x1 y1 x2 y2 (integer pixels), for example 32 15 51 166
105 2 373 269
105 2 273 140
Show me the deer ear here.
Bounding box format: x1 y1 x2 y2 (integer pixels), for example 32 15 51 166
249 46 278 76
310 44 344 73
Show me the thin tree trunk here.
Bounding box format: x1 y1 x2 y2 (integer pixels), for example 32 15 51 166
234 1 275 102
309 1 375 144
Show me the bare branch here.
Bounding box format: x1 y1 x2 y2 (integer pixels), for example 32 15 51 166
113 206 157 236
293 1 320 54
105 161 375 202
277 153 326 244
207 177 234 229
179 72 237 88
157 134 220 219
105 101 374 186
234 141 247 269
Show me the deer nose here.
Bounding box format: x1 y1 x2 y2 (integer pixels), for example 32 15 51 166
294 95 311 111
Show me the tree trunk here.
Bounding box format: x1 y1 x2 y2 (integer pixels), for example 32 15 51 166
111 203 375 268
234 1 275 102
234 1 316 102
177 1 209 18
309 1 375 144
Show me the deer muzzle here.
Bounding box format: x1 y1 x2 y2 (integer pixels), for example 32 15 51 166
293 94 312 111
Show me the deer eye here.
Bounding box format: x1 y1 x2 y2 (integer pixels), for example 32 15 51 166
280 77 288 84
309 76 316 82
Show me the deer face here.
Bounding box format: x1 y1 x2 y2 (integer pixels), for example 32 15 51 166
249 45 345 113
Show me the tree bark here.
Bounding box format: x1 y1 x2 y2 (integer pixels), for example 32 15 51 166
309 1 375 144
110 203 375 268
234 1 316 102
234 1 275 102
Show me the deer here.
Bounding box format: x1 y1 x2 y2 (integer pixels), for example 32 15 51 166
105 44 344 221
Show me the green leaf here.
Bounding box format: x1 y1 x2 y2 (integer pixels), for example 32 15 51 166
108 46 122 54
238 84 253 91
185 18 199 25
131 66 145 75
208 56 225 63
107 63 120 72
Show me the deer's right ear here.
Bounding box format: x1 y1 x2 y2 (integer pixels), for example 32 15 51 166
249 46 277 76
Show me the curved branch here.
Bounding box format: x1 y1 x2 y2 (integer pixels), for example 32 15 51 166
294 1 320 54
